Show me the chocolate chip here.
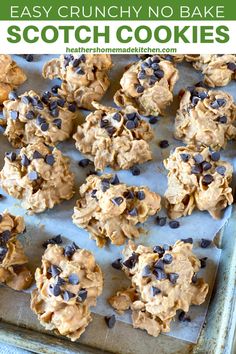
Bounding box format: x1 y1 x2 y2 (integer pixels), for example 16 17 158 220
126 112 136 120
101 179 110 192
64 242 79 258
57 98 65 107
152 286 161 296
181 238 193 244
111 258 123 270
36 101 44 110
42 234 62 248
179 311 191 322
28 171 38 181
153 245 164 255
68 103 77 112
21 154 30 167
128 208 138 217
100 119 109 128
41 122 49 132
163 253 173 264
77 288 87 302
79 54 86 62
198 91 208 100
45 154 55 166
5 152 16 162
68 273 80 285
0 247 8 261
153 268 167 280
195 81 208 88
112 112 121 122
106 126 116 136
36 115 46 126
202 161 212 171
8 91 18 100
21 96 31 105
51 85 61 94
191 164 202 175
130 165 140 176
53 118 62 129
63 291 75 302
151 62 160 70
169 220 180 229
91 189 97 199
149 75 158 85
10 110 19 120
156 216 167 226
136 191 145 200
159 140 169 149
124 190 135 199
0 230 11 244
50 265 62 277
141 62 150 70
154 259 164 270
135 84 144 93
123 253 139 269
25 54 34 62
142 265 152 277
138 70 146 80
50 108 59 118
72 58 81 67
217 115 227 124
216 166 226 176
25 111 35 120
217 98 226 107
227 62 236 71
211 100 219 109
154 69 164 79
76 68 85 75
78 159 91 167
126 120 136 130
105 315 116 329
111 197 123 206
194 154 204 164
110 174 120 185
200 239 211 248
149 116 158 124
202 174 213 185
49 284 61 297
180 153 190 162
169 273 179 284
200 257 208 268
41 91 51 104
192 96 201 106
33 151 43 159
192 273 198 284
210 151 220 161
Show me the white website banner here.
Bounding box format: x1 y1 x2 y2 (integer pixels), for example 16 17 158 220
0 20 235 54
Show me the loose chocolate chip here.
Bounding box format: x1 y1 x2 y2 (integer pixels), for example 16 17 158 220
169 220 180 229
152 286 161 296
25 110 35 120
153 268 167 280
211 151 220 161
112 197 124 206
21 96 31 104
227 62 236 71
111 258 123 270
154 259 164 270
123 253 139 269
217 115 227 124
128 208 138 217
194 154 204 164
192 273 198 284
28 171 38 181
76 68 85 75
49 284 61 297
126 112 136 120
136 190 145 200
202 174 213 185
138 70 146 80
202 161 212 171
130 165 140 176
51 85 61 94
110 174 120 185
10 110 19 120
169 272 179 284
191 164 202 175
78 159 91 168
216 166 226 176
45 154 55 166
105 315 116 329
33 151 43 159
156 216 167 226
68 103 77 112
126 120 136 130
63 291 75 302
77 288 88 302
200 239 211 248
179 311 191 322
5 152 16 162
200 257 208 268
180 153 190 163
112 112 121 122
50 265 62 277
149 116 158 124
21 154 31 167
42 235 62 248
153 245 164 255
8 91 18 100
25 54 34 62
142 265 152 277
68 273 80 285
159 140 169 149
41 122 49 132
101 179 110 192
53 118 62 129
181 238 193 244
135 84 144 93
163 253 173 264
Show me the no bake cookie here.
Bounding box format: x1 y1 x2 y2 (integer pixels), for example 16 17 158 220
0 142 75 214
72 174 161 247
31 243 103 341
109 240 208 337
114 55 178 116
43 54 112 110
0 211 32 291
164 145 233 219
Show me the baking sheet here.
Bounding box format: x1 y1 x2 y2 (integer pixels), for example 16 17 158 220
0 54 235 344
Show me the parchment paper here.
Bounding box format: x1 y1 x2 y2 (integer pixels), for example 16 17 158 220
0 54 235 344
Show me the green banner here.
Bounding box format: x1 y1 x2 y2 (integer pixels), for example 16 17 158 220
0 0 235 21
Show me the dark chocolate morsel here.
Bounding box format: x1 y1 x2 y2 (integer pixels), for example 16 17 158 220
123 253 139 269
77 288 88 302
68 273 80 285
169 220 180 229
181 238 193 244
105 315 116 329
163 253 173 264
111 258 123 270
200 239 211 248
